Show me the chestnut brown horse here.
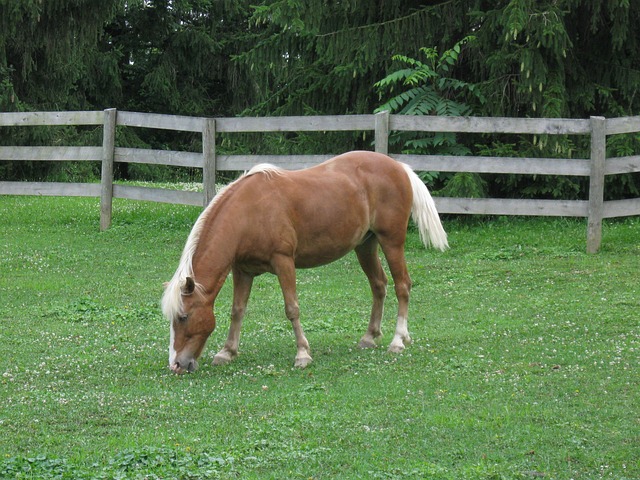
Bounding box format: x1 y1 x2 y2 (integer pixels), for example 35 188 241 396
162 151 448 374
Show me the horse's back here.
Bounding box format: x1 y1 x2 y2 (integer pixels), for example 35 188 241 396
318 150 413 220
312 150 407 180
294 150 411 201
284 150 411 209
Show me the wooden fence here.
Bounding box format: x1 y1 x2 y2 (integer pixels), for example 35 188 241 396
1 109 640 253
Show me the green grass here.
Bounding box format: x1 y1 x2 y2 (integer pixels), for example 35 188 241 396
1 196 638 479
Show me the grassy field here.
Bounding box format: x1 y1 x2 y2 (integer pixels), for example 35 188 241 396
0 195 638 479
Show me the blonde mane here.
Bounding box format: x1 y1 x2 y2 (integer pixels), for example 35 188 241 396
161 165 283 322
246 163 284 179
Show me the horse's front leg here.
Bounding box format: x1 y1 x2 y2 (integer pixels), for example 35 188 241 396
213 267 254 365
272 254 312 368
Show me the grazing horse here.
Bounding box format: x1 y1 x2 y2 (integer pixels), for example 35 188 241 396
162 151 448 374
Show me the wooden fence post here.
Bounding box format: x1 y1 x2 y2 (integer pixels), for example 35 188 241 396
587 116 606 253
202 118 217 206
100 108 117 231
375 110 389 155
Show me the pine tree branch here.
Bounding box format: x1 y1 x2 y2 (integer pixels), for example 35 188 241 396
315 0 459 38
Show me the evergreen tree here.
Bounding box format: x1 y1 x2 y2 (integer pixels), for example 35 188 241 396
0 0 124 111
237 0 640 119
467 0 640 118
0 0 124 180
1 0 638 196
103 0 253 116
465 0 640 199
236 0 467 115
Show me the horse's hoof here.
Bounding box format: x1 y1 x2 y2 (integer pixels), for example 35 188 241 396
212 352 235 365
387 343 406 354
358 338 377 349
294 356 312 368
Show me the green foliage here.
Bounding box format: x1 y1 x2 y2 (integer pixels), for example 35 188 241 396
3 0 640 120
374 37 484 117
0 67 20 112
239 0 465 115
2 1 640 197
374 37 487 197
605 133 640 200
472 140 588 201
0 448 235 479
0 124 103 181
0 0 123 180
0 0 125 111
438 172 488 199
104 0 251 116
469 0 640 118
0 0 256 181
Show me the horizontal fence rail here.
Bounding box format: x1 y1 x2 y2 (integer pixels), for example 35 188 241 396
1 109 640 252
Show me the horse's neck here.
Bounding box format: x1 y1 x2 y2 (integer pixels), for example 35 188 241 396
201 267 231 305
192 222 236 301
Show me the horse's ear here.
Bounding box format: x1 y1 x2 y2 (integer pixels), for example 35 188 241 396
181 277 196 296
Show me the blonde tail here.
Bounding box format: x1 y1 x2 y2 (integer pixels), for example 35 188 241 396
401 163 449 251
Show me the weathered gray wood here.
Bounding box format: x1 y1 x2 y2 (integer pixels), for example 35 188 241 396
115 147 202 167
215 115 375 133
117 110 204 132
0 146 102 161
214 151 592 176
0 181 101 197
113 185 202 206
0 111 103 127
396 154 591 176
587 116 606 253
603 198 640 218
434 197 588 217
390 115 591 135
100 109 117 231
2 109 640 252
374 111 389 154
202 118 217 205
216 154 334 171
605 155 640 175
605 116 640 135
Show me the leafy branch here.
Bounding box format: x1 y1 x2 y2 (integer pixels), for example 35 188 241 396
374 36 487 196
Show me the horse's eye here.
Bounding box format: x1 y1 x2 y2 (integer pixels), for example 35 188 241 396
178 314 188 323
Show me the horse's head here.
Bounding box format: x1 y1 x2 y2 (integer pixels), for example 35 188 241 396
165 277 215 374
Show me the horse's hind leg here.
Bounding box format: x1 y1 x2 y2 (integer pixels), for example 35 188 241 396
355 236 388 348
379 240 412 353
213 267 253 365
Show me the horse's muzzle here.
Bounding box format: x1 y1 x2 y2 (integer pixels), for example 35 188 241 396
170 358 198 374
